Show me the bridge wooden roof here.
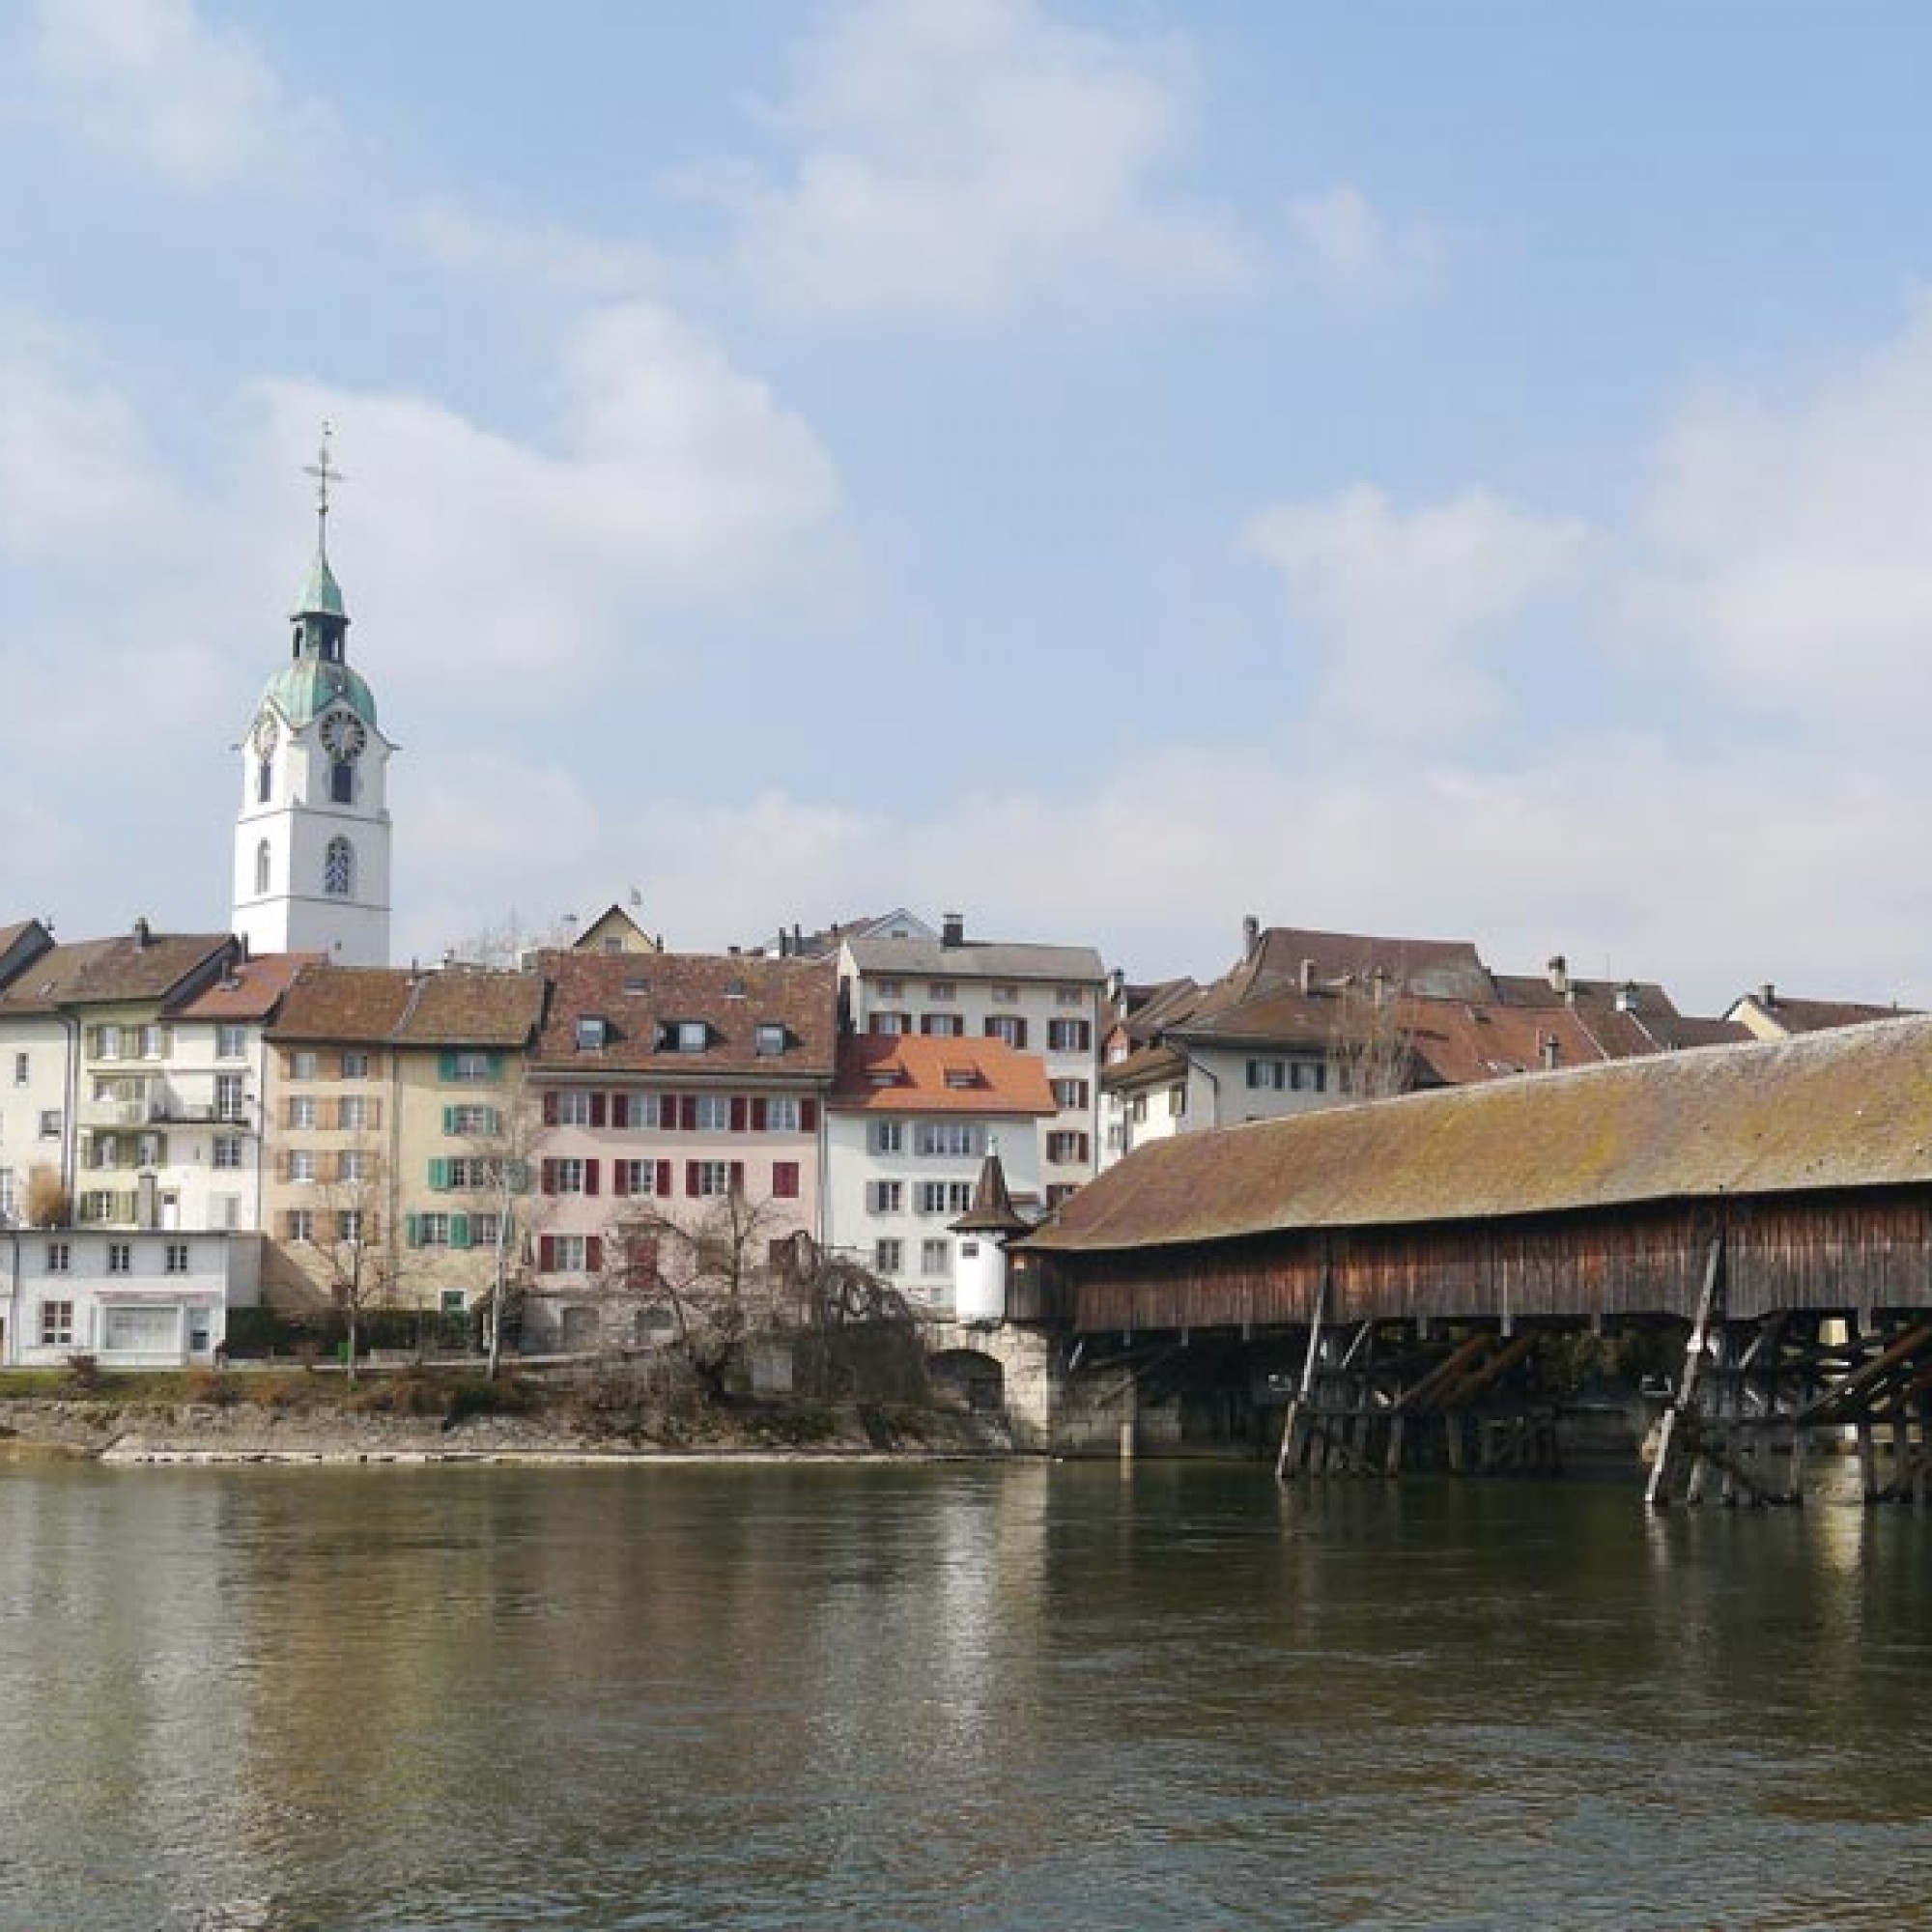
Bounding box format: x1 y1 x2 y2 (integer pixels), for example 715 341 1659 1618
1028 1015 1932 1254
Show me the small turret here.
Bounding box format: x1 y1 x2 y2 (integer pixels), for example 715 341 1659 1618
951 1147 1029 1324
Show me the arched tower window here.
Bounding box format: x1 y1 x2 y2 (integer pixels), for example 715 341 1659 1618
330 760 354 805
324 837 354 898
254 839 271 896
257 757 272 803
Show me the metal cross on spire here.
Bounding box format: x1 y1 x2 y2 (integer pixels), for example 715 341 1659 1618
302 422 344 550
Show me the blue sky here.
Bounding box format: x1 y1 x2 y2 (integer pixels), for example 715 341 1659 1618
5 1 1932 1009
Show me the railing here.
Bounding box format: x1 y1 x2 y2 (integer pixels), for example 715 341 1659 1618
78 1094 158 1126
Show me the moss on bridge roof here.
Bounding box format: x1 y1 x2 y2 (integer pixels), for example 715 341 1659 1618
1028 1015 1932 1255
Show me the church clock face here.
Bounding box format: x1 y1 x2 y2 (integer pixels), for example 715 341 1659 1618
319 710 367 760
251 711 278 757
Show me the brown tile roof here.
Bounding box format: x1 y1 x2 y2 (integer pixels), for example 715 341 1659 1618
1742 994 1918 1034
531 950 838 1078
1028 1017 1932 1255
1251 925 1492 1001
270 964 543 1046
831 1034 1058 1115
1490 971 1681 1018
0 930 235 1015
175 952 321 1022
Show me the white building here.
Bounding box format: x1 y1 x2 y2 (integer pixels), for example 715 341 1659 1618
2 1228 258 1368
824 1033 1054 1311
838 912 1105 1210
232 448 394 969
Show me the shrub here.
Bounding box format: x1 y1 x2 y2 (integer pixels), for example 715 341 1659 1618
64 1353 102 1392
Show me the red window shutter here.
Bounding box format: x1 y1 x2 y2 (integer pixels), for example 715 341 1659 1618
685 1160 699 1196
590 1092 608 1129
543 1092 558 1126
541 1159 558 1195
538 1236 556 1271
585 1160 601 1197
657 1159 672 1197
730 1160 745 1193
586 1236 603 1273
773 1161 800 1200
801 1098 818 1131
730 1096 748 1132
680 1094 697 1132
752 1097 769 1132
612 1161 631 1197
611 1093 629 1130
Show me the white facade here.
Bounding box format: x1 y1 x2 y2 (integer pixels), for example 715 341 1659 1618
1102 1041 1337 1168
0 1017 77 1227
2 1229 259 1368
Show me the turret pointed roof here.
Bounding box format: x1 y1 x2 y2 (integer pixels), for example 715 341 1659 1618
292 546 348 621
952 1148 1031 1236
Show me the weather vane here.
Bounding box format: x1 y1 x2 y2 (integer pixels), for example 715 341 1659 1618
302 421 344 543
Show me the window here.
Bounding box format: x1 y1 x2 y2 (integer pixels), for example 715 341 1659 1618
447 1051 493 1083
40 1300 73 1346
448 1103 498 1136
614 1159 662 1196
1051 1077 1089 1110
213 1195 241 1231
216 1026 246 1061
869 1012 909 1037
1047 1018 1092 1053
38 1109 60 1139
255 840 270 895
337 1096 369 1131
870 1121 905 1155
291 1051 319 1080
164 1242 189 1275
869 1180 903 1214
324 837 354 897
1293 1061 1329 1094
214 1075 245 1122
771 1161 801 1200
330 761 354 807
916 1121 980 1158
1046 1183 1078 1208
80 1190 117 1223
470 1213 501 1248
576 1017 608 1051
917 1180 974 1216
337 1209 365 1245
984 1015 1028 1049
921 1238 950 1276
12 1051 26 1085
921 1012 965 1038
341 1050 371 1079
0 1169 13 1222
1246 1058 1286 1091
550 1158 588 1195
96 1025 123 1061
257 759 272 805
416 1212 452 1248
874 1238 902 1274
1047 1131 1091 1165
287 1096 317 1129
991 983 1019 1004
927 980 956 1002
692 1160 734 1197
285 1209 313 1242
555 1090 594 1127
1168 1085 1186 1118
107 1242 131 1274
549 1235 588 1273
694 1094 731 1132
1056 986 1085 1007
875 979 904 999
676 1022 708 1053
44 1243 70 1275
444 1156 497 1189
140 1026 167 1060
288 1151 317 1184
1131 1094 1149 1122
765 1096 802 1132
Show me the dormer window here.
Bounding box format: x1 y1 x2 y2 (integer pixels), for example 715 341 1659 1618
943 1067 981 1090
576 1016 608 1052
724 977 748 1000
754 1023 786 1057
657 1020 710 1054
623 976 650 995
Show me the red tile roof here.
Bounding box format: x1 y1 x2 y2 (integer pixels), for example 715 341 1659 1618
831 1033 1058 1115
270 964 541 1047
175 952 321 1021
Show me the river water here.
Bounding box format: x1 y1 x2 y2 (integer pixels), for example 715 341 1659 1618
0 1458 1926 1931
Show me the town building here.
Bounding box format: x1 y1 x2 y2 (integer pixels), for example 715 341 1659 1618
1726 984 1917 1039
825 1033 1055 1309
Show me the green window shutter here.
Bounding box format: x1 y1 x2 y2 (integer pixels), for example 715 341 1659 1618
487 1053 504 1081
428 1157 449 1190
450 1214 471 1250
442 1105 457 1134
405 1212 422 1248
439 1050 457 1081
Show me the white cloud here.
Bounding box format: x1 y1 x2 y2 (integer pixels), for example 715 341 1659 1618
710 0 1252 322
1285 183 1454 299
388 199 668 304
1242 485 1592 737
28 0 334 189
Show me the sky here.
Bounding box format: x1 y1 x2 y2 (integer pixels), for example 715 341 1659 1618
5 1 1932 1011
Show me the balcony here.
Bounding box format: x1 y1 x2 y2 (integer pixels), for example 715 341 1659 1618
80 1089 159 1127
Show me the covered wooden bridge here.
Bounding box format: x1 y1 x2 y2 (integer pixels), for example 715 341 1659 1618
1019 1016 1932 1504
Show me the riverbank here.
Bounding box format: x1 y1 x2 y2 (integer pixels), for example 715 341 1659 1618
0 1363 1002 1464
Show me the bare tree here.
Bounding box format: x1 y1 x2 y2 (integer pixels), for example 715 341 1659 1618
442 909 576 971
453 1072 546 1378
22 1164 70 1230
311 1136 402 1382
1325 972 1416 1101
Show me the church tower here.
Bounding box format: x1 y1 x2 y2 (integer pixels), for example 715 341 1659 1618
231 432 394 967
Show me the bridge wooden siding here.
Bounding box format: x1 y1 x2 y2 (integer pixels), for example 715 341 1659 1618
1019 1188 1932 1336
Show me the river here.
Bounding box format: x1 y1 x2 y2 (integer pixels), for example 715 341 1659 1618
0 1459 1925 1931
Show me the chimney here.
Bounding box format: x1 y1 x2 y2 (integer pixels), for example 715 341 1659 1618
1299 956 1316 996
1540 1033 1560 1072
1370 965 1389 1008
941 911 965 949
1547 953 1569 996
132 916 151 950
1243 914 1261 958
1107 966 1125 1014
1758 982 1776 1009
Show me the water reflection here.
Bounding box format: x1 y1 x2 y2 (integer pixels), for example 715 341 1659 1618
0 1463 1929 1931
